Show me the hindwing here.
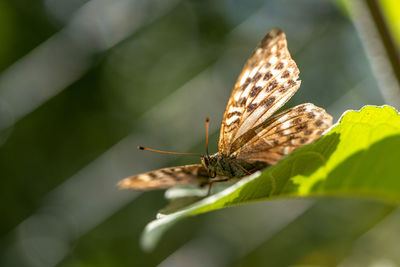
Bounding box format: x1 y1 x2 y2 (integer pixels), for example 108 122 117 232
231 103 332 164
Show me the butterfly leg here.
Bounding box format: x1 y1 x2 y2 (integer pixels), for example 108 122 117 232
206 178 229 196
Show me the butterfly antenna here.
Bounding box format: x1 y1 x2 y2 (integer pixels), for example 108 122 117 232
205 117 210 157
137 146 203 157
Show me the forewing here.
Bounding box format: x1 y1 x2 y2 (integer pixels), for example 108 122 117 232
231 103 332 164
118 164 209 190
219 28 301 155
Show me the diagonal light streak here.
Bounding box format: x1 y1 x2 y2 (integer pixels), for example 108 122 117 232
0 0 180 133
1 59 227 267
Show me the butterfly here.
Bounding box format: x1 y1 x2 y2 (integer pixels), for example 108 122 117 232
118 28 332 192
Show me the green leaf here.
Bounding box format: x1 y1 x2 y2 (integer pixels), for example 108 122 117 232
141 105 400 251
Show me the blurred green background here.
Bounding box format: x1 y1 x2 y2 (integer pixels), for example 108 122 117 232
1 0 400 266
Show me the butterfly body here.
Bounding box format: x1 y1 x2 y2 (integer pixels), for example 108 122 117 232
118 28 333 192
201 153 267 179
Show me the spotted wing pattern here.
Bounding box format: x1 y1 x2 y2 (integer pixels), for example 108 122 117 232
119 28 333 192
231 103 332 164
219 28 301 156
118 164 209 190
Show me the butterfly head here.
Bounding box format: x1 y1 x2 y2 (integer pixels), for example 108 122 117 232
200 154 218 178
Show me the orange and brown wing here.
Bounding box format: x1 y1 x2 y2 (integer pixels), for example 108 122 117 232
231 103 332 164
219 28 301 156
118 164 209 190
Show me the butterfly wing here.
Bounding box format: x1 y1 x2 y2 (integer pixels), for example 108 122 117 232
231 103 332 164
219 28 301 156
118 164 209 190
